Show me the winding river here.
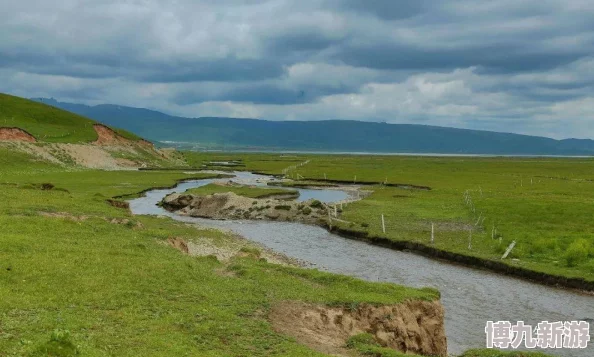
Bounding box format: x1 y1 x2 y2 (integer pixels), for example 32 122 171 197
129 172 593 356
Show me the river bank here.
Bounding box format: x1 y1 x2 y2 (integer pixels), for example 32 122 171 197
128 174 593 356
158 174 594 294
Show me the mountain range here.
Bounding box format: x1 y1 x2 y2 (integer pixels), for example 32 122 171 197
31 98 594 155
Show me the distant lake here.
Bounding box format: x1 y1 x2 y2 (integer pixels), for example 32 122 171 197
158 142 594 158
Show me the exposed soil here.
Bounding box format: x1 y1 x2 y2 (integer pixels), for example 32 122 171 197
106 199 131 210
0 127 37 142
58 143 138 169
167 237 190 254
165 236 293 265
93 124 135 146
0 133 173 170
269 300 447 357
138 139 155 150
161 192 329 224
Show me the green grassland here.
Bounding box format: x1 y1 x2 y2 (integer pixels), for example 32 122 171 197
182 151 307 172
346 335 551 357
185 183 298 199
0 148 440 356
183 152 594 283
0 93 141 143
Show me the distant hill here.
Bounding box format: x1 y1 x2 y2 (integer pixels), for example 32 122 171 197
0 94 141 143
32 97 594 155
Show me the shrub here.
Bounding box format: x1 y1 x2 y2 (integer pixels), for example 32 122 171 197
310 200 323 208
346 333 375 348
274 205 291 211
302 207 312 215
564 239 590 267
32 329 79 356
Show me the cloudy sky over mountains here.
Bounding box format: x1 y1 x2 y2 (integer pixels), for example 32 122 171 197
2 0 594 138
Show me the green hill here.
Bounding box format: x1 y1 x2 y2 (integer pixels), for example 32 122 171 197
0 93 141 143
33 97 594 155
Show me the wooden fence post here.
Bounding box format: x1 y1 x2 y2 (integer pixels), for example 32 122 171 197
431 223 434 244
502 241 517 259
381 214 386 234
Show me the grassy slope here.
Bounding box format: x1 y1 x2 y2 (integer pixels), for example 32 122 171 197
0 93 141 143
185 183 297 199
0 148 438 356
183 152 594 282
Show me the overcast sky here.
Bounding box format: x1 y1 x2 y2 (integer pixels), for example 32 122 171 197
2 1 594 139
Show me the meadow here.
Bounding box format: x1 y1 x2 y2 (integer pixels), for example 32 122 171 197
0 94 559 356
0 147 445 357
183 152 594 283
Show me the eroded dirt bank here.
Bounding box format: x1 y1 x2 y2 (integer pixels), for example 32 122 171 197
0 124 183 169
270 300 447 357
0 127 37 142
161 191 330 224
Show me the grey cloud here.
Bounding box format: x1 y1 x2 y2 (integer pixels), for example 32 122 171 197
1 0 594 138
137 58 286 83
329 0 427 20
171 80 359 105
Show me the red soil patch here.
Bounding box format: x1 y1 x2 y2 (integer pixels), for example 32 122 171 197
93 124 154 148
93 124 132 145
0 127 37 142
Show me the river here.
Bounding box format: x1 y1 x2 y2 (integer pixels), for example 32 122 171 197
128 172 593 356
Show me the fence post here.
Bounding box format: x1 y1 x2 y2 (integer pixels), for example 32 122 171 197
468 229 472 250
381 214 386 234
334 205 338 217
502 241 517 259
431 223 434 244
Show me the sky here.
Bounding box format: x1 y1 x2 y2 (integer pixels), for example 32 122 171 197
1 0 594 139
